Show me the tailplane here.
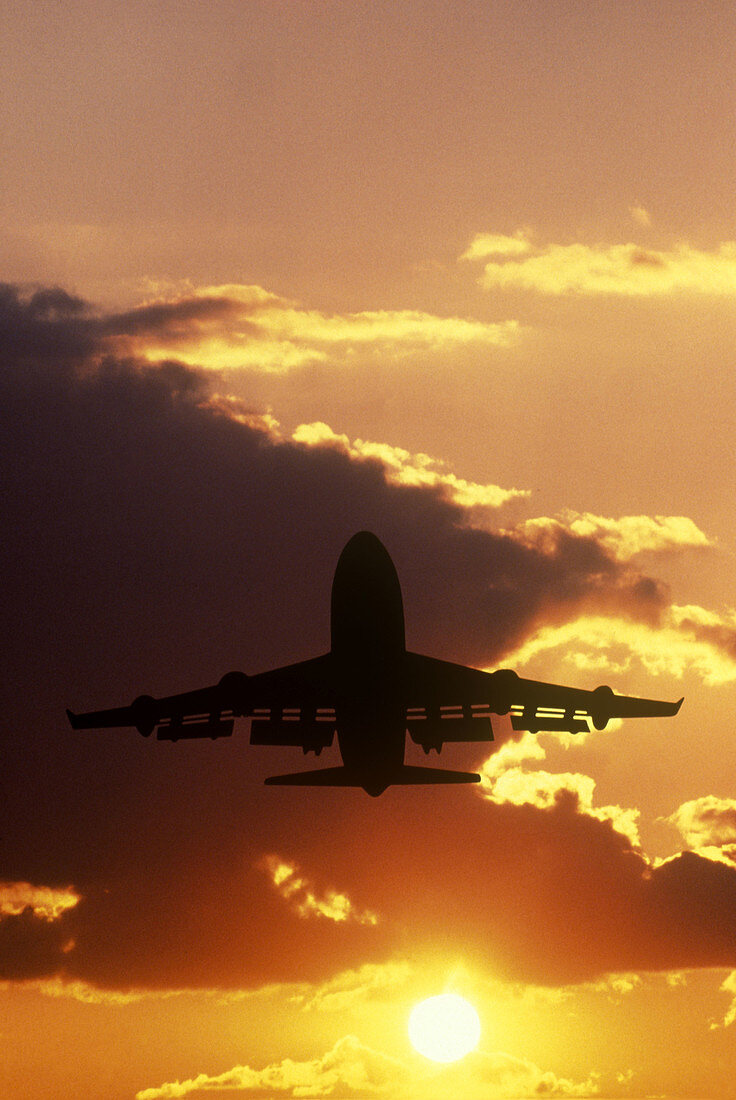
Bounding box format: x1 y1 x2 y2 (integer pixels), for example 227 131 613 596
391 764 480 785
265 766 363 787
264 764 480 791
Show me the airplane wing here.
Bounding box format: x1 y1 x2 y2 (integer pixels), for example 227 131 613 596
403 651 682 747
67 654 337 753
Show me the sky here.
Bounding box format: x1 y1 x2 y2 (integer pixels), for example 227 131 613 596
2 1 736 1097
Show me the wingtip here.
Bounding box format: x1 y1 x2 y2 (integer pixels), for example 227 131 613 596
66 709 80 729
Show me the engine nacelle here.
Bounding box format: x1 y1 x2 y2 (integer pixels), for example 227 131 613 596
218 670 250 716
131 694 157 737
591 684 614 730
489 668 519 714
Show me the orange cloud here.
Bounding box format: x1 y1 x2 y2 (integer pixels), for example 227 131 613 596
463 230 736 296
716 971 736 1029
135 1035 600 1100
259 856 379 927
292 422 529 510
296 961 412 1013
480 733 641 848
135 1035 407 1099
506 608 736 685
116 284 520 372
0 882 80 922
512 512 712 562
664 797 736 852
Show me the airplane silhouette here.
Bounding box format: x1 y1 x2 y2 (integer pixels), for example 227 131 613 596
68 531 683 796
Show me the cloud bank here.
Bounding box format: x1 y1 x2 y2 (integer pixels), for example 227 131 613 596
2 282 735 995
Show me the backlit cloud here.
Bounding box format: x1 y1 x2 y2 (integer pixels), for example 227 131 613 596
135 1035 406 1099
506 608 736 685
292 422 529 510
111 284 521 372
0 882 80 922
260 856 379 927
512 512 712 562
665 796 736 850
463 230 736 296
3 280 736 993
135 1035 599 1100
716 971 736 1029
295 961 412 1013
480 733 641 847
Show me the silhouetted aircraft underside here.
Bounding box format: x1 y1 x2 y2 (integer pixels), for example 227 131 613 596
68 532 683 796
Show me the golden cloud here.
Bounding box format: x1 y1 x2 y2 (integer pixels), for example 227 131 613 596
506 608 736 685
716 970 736 1029
295 961 412 1013
463 230 736 296
136 1036 600 1100
665 797 736 850
292 422 529 510
480 733 641 848
259 855 379 927
512 512 712 562
118 284 520 373
461 231 533 259
0 881 80 922
135 1035 406 1099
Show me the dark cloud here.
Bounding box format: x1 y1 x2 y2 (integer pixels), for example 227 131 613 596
1 282 723 991
94 293 256 342
0 908 74 981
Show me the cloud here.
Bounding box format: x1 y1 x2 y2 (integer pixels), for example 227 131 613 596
0 908 76 981
259 856 380 927
135 1036 599 1100
0 882 80 921
480 734 641 847
292 422 529 511
506 608 736 685
463 230 736 296
105 283 520 373
629 205 652 228
466 1051 599 1099
715 970 736 1029
0 881 80 982
665 797 736 850
461 231 533 259
2 280 735 992
512 512 713 562
295 961 412 1013
135 1035 407 1099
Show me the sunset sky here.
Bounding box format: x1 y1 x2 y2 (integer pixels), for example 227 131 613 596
3 2 736 1097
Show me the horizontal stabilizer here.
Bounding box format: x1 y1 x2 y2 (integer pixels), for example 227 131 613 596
264 764 481 789
265 766 363 787
393 765 480 785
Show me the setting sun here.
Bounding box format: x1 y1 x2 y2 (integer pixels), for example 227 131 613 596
408 994 482 1063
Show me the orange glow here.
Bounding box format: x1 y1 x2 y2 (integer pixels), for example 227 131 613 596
3 2 736 1097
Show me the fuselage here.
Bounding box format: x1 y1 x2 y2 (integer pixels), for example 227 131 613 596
330 531 406 795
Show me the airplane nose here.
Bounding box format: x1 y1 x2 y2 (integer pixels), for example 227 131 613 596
331 531 405 660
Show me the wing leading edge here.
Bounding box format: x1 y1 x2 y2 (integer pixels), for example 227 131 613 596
67 654 336 747
404 652 682 737
67 650 682 788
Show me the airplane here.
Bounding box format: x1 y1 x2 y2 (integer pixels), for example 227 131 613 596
68 531 683 797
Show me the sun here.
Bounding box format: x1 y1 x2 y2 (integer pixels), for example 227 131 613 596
408 993 481 1063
